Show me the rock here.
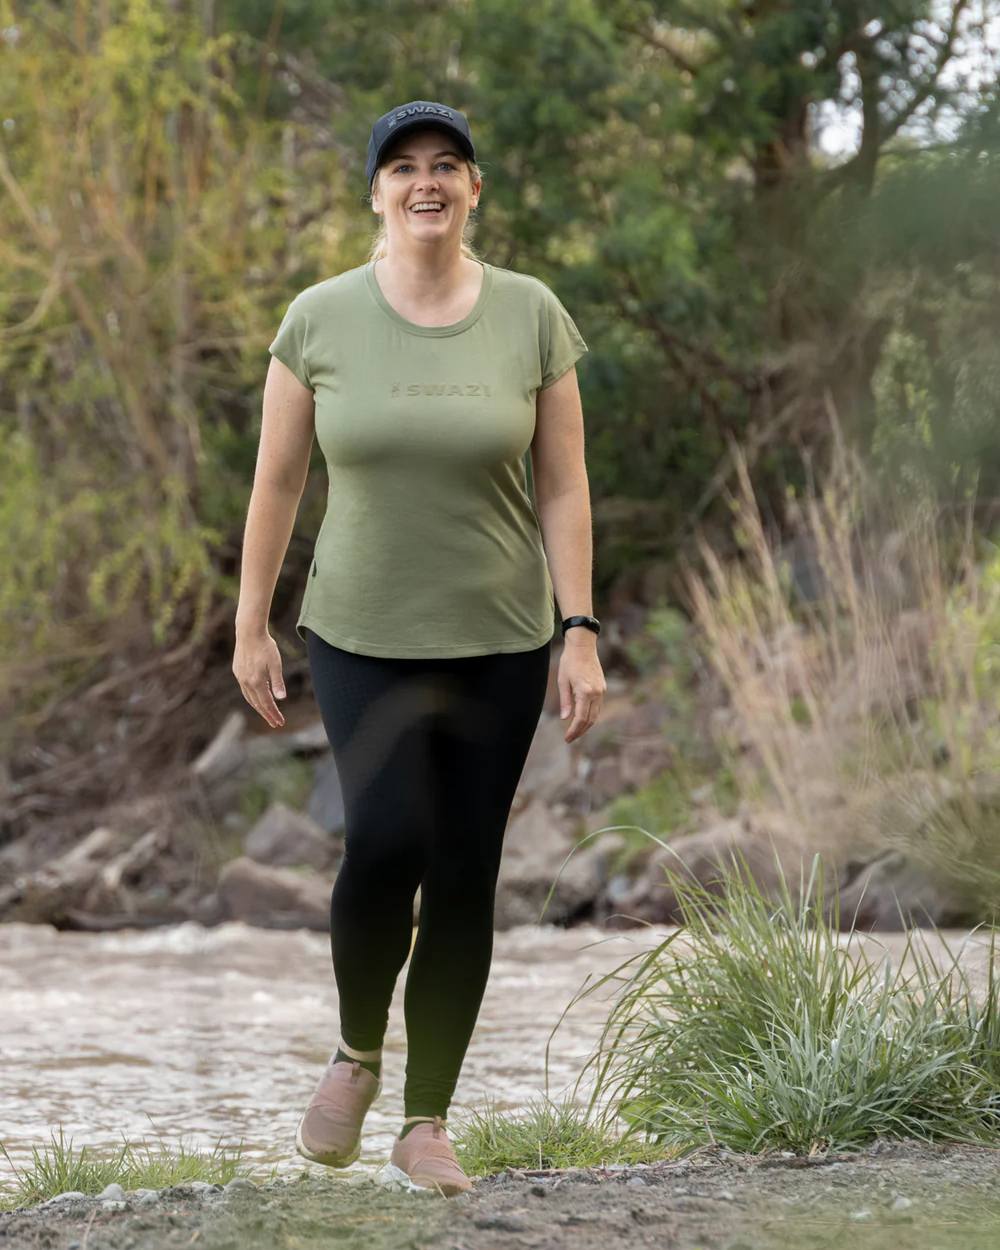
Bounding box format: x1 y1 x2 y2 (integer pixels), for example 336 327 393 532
516 697 675 827
833 848 974 931
606 698 674 790
244 801 341 871
619 736 674 791
191 711 247 782
290 719 333 752
77 828 172 917
97 1182 126 1200
3 822 184 927
609 822 805 926
515 714 575 810
304 755 346 835
495 799 623 928
584 756 631 810
830 772 1000 930
192 891 225 926
0 828 125 924
216 856 333 930
223 1178 258 1194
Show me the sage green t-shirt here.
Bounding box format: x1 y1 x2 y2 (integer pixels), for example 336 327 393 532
268 259 588 659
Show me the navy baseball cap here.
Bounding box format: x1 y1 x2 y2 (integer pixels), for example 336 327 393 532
366 100 476 189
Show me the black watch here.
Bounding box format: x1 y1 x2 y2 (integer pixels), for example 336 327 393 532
561 614 601 638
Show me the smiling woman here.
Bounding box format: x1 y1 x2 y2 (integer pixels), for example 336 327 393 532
366 129 484 266
238 96 605 1200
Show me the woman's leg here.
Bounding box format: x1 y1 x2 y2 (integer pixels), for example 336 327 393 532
401 639 551 1120
305 628 443 1052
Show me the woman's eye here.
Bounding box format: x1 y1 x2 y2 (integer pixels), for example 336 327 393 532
393 162 456 172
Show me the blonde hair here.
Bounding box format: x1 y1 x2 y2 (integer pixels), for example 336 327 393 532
366 157 486 263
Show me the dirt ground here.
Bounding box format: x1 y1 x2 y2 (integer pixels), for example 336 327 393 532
3 1137 1000 1250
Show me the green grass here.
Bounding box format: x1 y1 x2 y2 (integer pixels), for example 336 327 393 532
0 1123 276 1211
555 841 1000 1156
450 1093 676 1174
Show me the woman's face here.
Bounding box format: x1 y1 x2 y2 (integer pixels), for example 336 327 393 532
372 127 480 247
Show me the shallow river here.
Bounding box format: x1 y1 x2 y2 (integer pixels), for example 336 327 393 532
2 920 995 1192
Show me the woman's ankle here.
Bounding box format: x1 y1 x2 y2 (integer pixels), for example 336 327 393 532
333 1042 382 1081
337 1039 383 1062
398 1115 443 1141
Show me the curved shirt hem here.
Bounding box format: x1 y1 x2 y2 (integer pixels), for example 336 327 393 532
297 615 554 658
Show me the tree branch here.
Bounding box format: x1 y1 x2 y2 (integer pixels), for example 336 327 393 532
826 0 971 190
880 0 969 145
613 18 701 76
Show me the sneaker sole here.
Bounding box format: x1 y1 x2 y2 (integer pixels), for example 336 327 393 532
406 1174 473 1198
295 1117 362 1168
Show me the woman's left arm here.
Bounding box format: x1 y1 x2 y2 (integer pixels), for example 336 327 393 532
531 366 607 744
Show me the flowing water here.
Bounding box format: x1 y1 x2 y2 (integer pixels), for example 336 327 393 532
1 919 673 1187
2 919 996 1192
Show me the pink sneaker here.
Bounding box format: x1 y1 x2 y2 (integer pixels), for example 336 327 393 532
295 1057 382 1168
389 1115 473 1196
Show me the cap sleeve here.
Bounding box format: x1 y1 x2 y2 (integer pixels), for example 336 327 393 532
538 282 588 389
268 298 312 390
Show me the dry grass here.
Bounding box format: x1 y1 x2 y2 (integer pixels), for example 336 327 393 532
677 397 1000 912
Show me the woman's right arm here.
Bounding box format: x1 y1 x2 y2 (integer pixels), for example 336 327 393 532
232 356 315 728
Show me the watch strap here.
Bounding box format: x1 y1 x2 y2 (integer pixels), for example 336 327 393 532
561 614 601 638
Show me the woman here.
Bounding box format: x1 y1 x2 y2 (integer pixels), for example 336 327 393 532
233 99 606 1196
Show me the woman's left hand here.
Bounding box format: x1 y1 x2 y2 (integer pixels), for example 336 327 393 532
558 639 607 743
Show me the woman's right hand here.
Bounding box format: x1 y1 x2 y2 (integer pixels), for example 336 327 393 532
233 628 286 729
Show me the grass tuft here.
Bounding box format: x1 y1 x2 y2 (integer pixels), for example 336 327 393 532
451 1092 676 1175
556 842 1000 1157
0 1119 273 1211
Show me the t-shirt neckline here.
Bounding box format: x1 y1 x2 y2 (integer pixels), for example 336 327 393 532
364 259 494 337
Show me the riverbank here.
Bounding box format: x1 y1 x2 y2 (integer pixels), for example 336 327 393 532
4 1138 1000 1250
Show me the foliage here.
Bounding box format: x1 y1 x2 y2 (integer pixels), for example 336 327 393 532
2 0 999 791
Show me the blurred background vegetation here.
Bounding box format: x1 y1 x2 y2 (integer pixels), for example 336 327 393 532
1 0 998 843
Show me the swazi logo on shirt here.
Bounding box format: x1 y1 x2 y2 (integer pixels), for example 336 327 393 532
391 382 493 398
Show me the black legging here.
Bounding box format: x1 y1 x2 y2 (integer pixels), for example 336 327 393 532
304 627 551 1121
